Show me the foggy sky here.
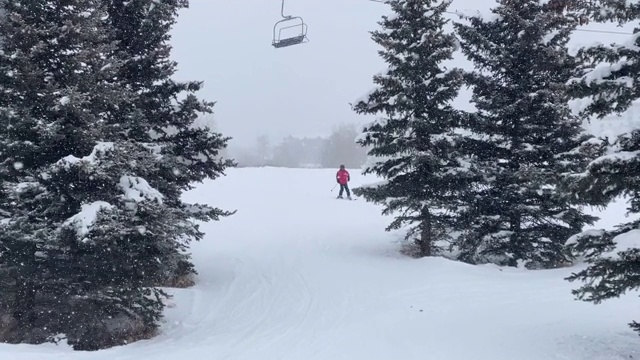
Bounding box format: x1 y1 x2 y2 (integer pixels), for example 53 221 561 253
169 0 385 147
169 0 634 148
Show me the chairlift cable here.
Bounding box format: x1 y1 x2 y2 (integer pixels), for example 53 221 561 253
367 0 633 36
269 0 631 50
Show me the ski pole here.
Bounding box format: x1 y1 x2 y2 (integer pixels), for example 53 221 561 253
331 183 338 192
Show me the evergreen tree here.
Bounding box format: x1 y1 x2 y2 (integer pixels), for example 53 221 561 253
100 0 234 287
352 0 473 256
0 0 233 349
452 0 596 268
0 0 133 345
49 141 190 349
564 0 640 335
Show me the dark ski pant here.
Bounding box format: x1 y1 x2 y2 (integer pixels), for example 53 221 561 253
338 183 350 198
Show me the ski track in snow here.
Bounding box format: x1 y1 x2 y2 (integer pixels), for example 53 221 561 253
1 167 639 360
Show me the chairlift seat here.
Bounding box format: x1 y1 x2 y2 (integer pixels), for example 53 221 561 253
272 34 306 48
272 12 308 49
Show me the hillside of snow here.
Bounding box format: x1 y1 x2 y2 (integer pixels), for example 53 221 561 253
1 167 638 360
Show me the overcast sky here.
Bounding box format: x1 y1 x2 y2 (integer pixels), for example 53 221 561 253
169 0 635 148
169 0 387 147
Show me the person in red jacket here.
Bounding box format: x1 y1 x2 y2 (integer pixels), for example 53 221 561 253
336 164 351 200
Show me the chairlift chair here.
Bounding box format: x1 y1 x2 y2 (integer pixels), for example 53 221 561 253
272 0 308 48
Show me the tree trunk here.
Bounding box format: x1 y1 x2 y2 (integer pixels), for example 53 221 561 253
509 210 522 266
419 209 432 257
12 242 36 328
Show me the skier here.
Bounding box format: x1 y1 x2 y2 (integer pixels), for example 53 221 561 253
336 164 351 200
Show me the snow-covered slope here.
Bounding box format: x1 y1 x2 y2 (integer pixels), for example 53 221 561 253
1 167 638 360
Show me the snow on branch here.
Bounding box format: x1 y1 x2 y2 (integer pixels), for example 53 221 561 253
565 229 606 246
601 229 640 260
148 125 179 140
451 7 501 22
141 143 164 159
63 201 114 243
616 31 640 52
57 142 114 168
185 203 216 215
570 58 635 87
356 179 389 190
589 150 640 168
119 175 164 204
148 113 219 141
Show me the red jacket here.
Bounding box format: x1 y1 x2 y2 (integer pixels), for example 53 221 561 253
336 169 350 185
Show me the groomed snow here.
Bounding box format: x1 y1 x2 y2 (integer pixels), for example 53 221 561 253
1 167 638 360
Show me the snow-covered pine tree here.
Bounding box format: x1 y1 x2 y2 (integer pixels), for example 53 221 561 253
352 0 474 257
0 0 233 349
0 0 140 346
101 0 234 287
452 0 597 268
564 0 640 335
49 141 186 350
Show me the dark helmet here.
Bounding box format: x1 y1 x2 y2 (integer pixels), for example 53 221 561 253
340 164 345 169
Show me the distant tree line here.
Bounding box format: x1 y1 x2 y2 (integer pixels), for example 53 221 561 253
230 123 369 169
